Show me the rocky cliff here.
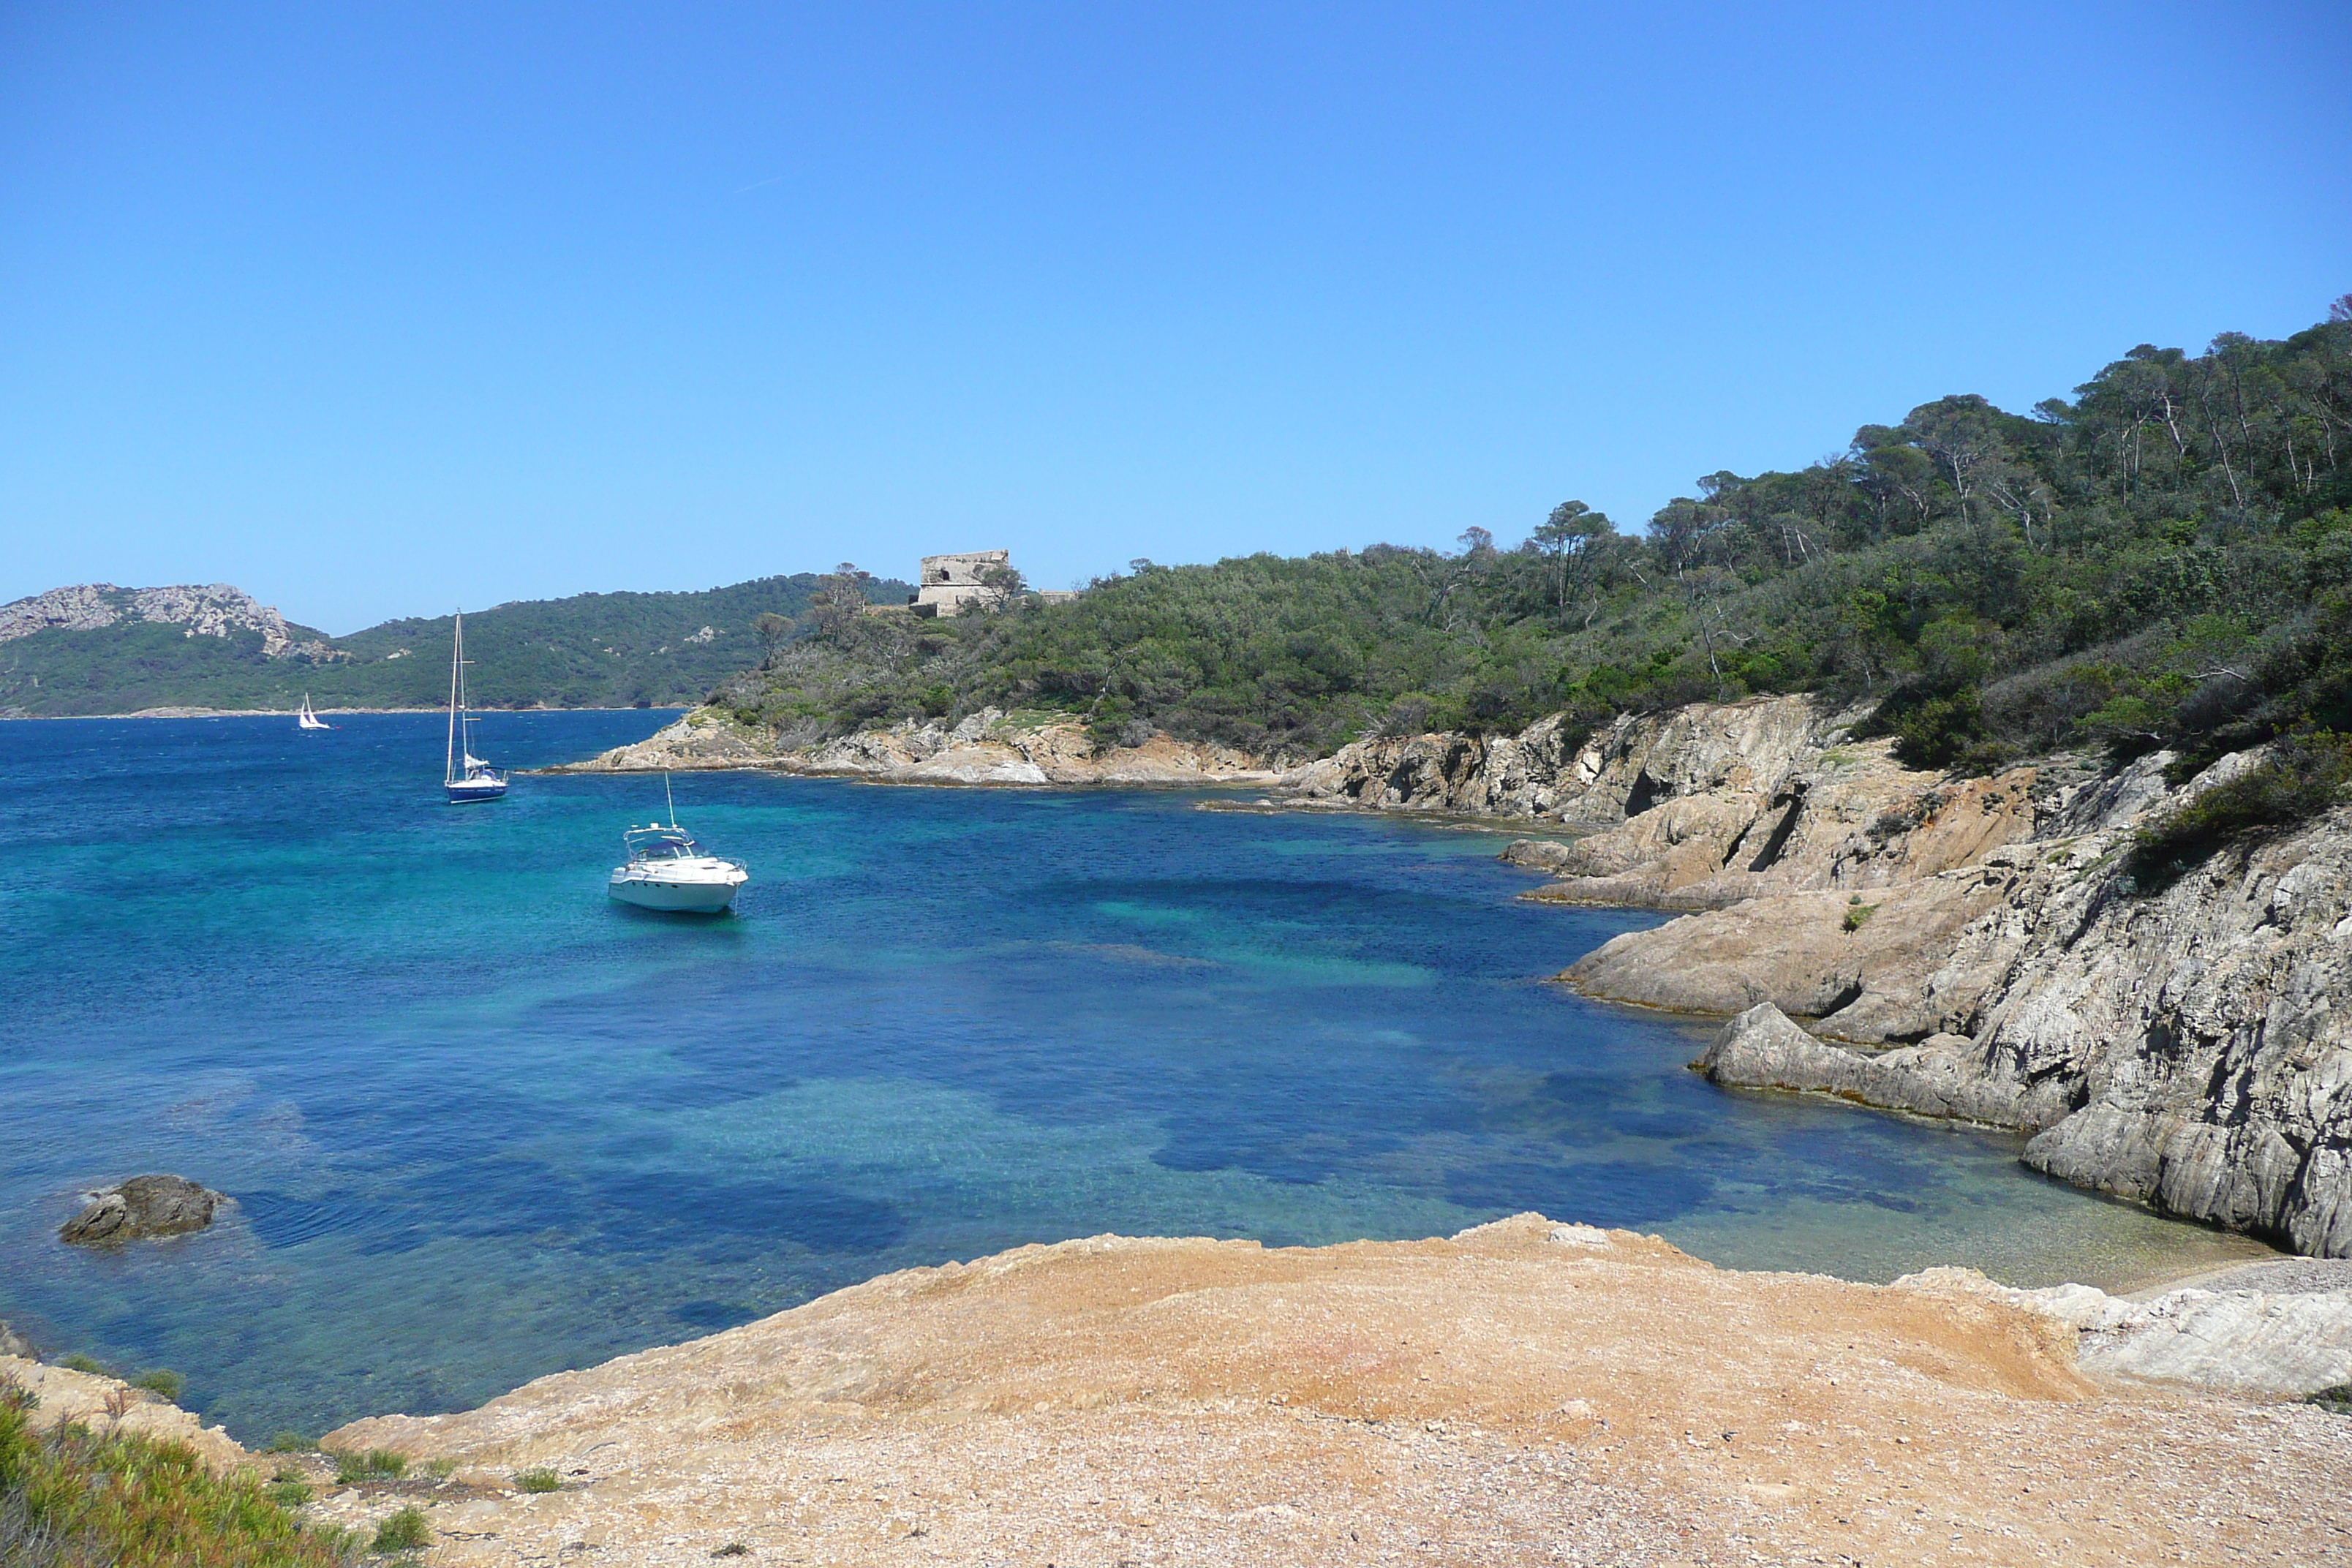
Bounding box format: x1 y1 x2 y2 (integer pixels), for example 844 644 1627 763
1313 696 2352 1260
1576 749 2352 1258
548 706 1279 788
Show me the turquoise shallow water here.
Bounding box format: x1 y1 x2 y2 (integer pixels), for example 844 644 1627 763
0 712 2266 1440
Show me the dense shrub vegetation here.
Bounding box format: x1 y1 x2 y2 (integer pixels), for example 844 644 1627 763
0 1382 347 1567
721 304 2352 781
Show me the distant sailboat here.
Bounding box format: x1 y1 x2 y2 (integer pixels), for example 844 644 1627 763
296 694 333 731
443 611 509 803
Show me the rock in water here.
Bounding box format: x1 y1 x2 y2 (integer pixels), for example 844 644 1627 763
1692 1001 2038 1126
59 1175 222 1245
0 1319 33 1359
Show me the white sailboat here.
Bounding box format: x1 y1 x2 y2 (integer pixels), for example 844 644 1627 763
296 694 333 730
443 611 508 803
608 774 747 913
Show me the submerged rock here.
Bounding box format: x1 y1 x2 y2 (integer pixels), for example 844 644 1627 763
59 1174 222 1245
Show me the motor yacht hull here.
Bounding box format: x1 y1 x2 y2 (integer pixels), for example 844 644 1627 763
608 870 743 913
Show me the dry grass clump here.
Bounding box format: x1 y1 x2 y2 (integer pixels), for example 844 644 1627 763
330 1448 406 1485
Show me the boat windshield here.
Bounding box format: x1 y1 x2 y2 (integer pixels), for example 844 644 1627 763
625 827 699 859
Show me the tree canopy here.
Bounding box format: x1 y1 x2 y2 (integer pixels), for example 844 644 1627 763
718 303 2352 773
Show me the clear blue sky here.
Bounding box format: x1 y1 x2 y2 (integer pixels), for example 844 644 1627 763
4 2 2345 633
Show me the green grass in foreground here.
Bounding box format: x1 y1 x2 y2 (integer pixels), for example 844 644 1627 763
0 1382 350 1567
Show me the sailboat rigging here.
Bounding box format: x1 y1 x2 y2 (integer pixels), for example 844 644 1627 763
443 611 509 803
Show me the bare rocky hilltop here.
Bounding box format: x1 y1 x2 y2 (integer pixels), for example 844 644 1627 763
0 581 336 660
558 692 2352 1262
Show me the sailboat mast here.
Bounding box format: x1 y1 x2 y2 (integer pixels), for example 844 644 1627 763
446 611 462 783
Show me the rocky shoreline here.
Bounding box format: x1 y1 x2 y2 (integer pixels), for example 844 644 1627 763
542 706 1281 787
552 694 2351 1263
19 1217 2345 1567
1336 702 2351 1260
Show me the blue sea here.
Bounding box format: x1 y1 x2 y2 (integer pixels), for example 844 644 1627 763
0 712 2266 1440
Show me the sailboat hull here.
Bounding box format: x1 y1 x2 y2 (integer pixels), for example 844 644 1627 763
445 777 509 803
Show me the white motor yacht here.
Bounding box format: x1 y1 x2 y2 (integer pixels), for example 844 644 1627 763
608 777 747 913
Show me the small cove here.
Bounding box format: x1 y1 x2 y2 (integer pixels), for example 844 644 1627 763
0 712 2270 1440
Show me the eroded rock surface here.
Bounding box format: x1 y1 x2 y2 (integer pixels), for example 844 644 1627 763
1366 704 2348 1258
1692 1002 2062 1128
1578 768 2352 1256
1278 695 1871 828
549 707 1277 788
59 1174 222 1245
1899 1267 2352 1398
314 1218 2351 1568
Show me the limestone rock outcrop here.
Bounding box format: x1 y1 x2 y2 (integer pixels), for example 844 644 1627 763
0 583 335 660
1276 695 1871 829
59 1174 222 1245
1897 1266 2352 1398
1692 1002 2063 1128
309 1218 2352 1568
549 708 1277 788
1545 733 2352 1256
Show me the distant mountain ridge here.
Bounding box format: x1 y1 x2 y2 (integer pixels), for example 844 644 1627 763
0 582 337 661
0 573 911 716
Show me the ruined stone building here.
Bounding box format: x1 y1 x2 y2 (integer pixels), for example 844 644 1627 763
903 551 1076 617
908 551 1010 617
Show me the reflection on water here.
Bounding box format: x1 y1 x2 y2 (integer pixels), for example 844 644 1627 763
0 713 2272 1439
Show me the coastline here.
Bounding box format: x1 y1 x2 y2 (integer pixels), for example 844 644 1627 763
285 1218 2350 1567
0 705 689 720
544 696 2352 1269
9 706 2348 1564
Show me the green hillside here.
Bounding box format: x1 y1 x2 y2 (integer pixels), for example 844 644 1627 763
719 306 2352 784
0 574 911 716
